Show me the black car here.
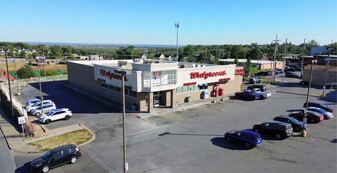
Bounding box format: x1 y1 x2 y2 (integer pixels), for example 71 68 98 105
253 121 293 139
31 144 81 173
248 77 261 84
285 71 300 78
273 115 308 132
247 84 267 91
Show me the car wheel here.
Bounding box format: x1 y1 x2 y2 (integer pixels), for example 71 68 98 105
260 95 264 100
70 157 77 164
254 129 259 133
276 134 281 139
245 143 251 149
225 136 231 142
45 119 51 124
36 112 41 117
42 165 50 173
65 115 70 120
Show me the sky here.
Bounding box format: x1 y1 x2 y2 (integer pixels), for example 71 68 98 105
0 0 336 45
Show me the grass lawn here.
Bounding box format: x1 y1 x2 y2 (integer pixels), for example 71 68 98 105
28 129 93 151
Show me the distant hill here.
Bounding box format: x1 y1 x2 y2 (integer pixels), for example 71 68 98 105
26 42 181 48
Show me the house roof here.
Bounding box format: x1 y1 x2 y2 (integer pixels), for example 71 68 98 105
2 74 15 81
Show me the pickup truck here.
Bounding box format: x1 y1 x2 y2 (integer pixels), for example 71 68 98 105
235 88 271 100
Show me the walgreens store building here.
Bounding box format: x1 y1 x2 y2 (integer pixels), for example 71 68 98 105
68 60 243 113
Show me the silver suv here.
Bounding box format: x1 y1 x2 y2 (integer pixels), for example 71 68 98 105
31 103 57 116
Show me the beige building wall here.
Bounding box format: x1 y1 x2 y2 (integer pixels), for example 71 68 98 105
303 65 337 86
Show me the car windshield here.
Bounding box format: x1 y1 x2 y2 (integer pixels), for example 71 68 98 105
319 104 328 108
42 151 53 160
289 117 300 123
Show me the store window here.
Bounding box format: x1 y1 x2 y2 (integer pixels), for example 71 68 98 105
101 83 136 97
176 83 208 93
143 70 176 87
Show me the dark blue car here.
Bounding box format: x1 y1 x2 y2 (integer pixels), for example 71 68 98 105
224 129 262 149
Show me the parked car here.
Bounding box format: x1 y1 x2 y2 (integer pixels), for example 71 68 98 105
284 67 295 72
39 108 72 124
26 98 41 106
299 81 309 85
253 121 293 139
273 115 308 132
289 110 324 123
235 88 271 100
285 71 300 78
26 100 54 113
224 130 262 149
31 103 57 116
249 77 261 84
307 107 334 119
255 71 269 76
325 82 337 89
275 69 284 74
30 144 81 173
303 102 334 113
247 84 267 91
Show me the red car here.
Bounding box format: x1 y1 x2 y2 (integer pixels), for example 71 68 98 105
289 110 324 123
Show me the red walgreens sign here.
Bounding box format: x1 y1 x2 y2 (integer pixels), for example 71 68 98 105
190 70 227 79
100 69 128 81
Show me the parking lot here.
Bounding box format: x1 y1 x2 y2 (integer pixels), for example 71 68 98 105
12 78 337 173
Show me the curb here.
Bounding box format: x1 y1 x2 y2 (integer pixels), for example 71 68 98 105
0 126 12 150
78 123 96 147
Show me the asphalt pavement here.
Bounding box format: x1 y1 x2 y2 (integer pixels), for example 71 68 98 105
0 109 16 173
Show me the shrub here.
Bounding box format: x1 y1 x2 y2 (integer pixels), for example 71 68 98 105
17 65 34 79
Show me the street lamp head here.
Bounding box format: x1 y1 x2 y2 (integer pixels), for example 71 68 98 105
175 23 179 28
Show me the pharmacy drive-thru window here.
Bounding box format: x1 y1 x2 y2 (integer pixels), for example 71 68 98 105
68 60 242 113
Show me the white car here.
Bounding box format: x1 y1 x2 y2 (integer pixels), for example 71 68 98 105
26 100 54 112
39 108 72 124
26 98 41 106
31 103 56 116
307 107 334 119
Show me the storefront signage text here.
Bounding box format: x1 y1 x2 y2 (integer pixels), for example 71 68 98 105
99 69 128 81
190 70 227 79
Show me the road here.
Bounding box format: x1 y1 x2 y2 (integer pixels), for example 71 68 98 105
0 109 16 173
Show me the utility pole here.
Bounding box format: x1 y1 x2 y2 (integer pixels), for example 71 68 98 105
300 39 306 77
282 38 287 83
175 22 180 61
5 50 15 117
322 47 332 97
272 34 280 83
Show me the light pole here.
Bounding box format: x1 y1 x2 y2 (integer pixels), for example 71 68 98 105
4 49 15 118
272 34 280 83
114 68 131 173
37 58 44 115
175 22 180 61
282 39 287 83
322 47 332 97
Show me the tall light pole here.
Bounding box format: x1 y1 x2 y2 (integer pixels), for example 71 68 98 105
114 68 131 173
4 49 15 118
175 22 180 61
282 38 287 83
322 47 332 97
272 34 280 83
38 57 44 115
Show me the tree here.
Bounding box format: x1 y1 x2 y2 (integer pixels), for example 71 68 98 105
17 65 34 79
50 46 63 59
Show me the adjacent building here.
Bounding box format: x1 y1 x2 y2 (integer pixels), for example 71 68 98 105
68 59 243 113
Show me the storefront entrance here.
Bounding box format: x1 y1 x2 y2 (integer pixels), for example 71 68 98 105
153 91 163 107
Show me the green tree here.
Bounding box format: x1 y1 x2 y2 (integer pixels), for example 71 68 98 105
50 46 63 59
17 65 34 79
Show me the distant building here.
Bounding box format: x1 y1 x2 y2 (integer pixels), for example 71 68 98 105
219 59 285 70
